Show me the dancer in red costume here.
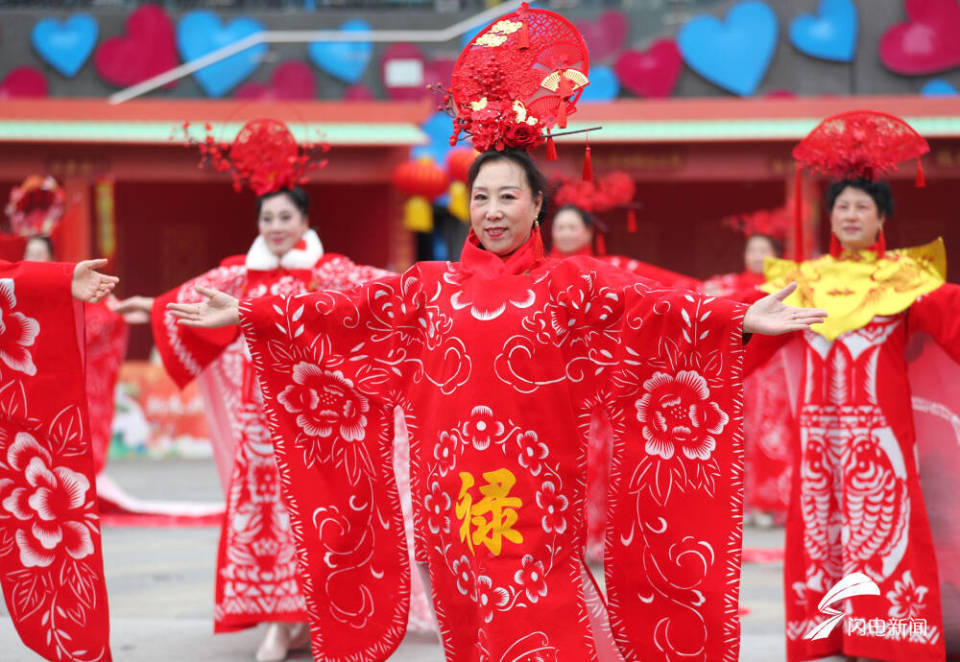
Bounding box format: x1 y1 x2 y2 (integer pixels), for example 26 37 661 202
112 120 432 662
167 7 828 660
0 257 118 662
704 210 795 527
746 111 960 661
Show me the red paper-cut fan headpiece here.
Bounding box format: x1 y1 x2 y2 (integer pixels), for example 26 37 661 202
790 110 929 261
4 175 65 237
722 205 792 242
554 171 635 214
184 118 329 196
448 3 590 153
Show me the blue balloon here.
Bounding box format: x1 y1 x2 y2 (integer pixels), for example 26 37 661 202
678 1 778 97
580 65 620 103
32 13 98 78
789 0 857 63
177 11 266 98
921 79 959 97
412 112 455 165
309 19 373 84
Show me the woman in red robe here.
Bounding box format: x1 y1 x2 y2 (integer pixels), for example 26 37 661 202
747 111 960 662
171 142 828 660
0 258 117 662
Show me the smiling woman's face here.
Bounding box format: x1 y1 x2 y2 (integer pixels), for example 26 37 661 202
469 159 542 257
830 185 884 251
257 192 309 257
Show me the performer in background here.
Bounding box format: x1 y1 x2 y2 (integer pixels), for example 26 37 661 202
166 8 828 660
0 257 118 662
746 111 960 662
113 120 431 662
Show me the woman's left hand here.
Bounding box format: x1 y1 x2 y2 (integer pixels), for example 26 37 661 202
72 259 119 304
743 282 827 335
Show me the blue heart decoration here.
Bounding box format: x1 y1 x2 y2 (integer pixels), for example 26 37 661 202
411 111 454 164
31 14 99 78
921 79 958 97
177 11 266 98
789 0 857 62
309 19 373 84
678 0 778 97
579 65 619 103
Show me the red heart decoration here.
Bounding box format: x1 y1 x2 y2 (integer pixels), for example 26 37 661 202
0 67 48 98
879 0 960 74
94 5 178 87
380 43 428 102
575 10 629 62
765 88 796 99
615 39 682 98
234 61 316 101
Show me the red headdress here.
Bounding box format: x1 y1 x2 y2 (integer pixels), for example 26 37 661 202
791 110 929 260
553 171 636 254
184 118 329 196
447 3 590 156
4 175 65 237
721 205 791 242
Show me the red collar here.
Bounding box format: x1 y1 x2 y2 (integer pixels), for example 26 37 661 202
829 231 886 259
461 227 545 276
548 245 594 259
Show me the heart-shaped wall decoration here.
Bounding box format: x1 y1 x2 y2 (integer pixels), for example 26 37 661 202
176 10 266 98
880 0 960 74
31 13 99 78
0 67 49 98
789 0 857 62
615 39 682 98
575 11 629 62
234 61 316 100
678 1 778 96
95 5 178 87
308 19 373 84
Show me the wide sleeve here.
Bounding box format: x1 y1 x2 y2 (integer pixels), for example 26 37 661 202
0 261 112 662
84 301 129 474
238 272 422 662
909 282 960 364
604 282 748 662
151 263 246 389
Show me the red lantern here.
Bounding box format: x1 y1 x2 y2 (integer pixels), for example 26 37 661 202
446 148 478 184
392 158 449 199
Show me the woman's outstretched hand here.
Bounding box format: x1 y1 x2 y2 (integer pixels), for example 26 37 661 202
166 285 240 328
110 295 155 324
743 282 827 335
72 259 119 304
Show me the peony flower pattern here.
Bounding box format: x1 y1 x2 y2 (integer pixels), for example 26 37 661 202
0 279 40 377
433 430 459 476
513 554 548 603
452 555 476 598
536 480 568 535
424 480 452 535
474 573 510 623
886 570 928 620
0 432 94 568
552 275 621 348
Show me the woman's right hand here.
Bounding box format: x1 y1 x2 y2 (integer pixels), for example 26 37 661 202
110 295 155 324
166 286 240 328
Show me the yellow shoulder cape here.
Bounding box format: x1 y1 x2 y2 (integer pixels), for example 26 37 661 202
761 238 946 341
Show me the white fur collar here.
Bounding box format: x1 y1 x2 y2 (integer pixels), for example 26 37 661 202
245 228 324 271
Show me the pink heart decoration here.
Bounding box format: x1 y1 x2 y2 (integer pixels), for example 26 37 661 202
94 5 178 87
0 67 49 98
879 0 960 74
344 84 375 101
234 61 316 100
615 39 683 98
576 10 629 62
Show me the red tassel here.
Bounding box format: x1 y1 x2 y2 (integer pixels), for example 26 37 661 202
582 139 593 182
532 222 545 261
793 165 804 262
545 134 558 161
627 207 637 233
518 2 530 49
595 232 606 256
916 158 926 187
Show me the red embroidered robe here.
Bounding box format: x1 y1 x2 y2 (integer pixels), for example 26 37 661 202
0 261 112 662
748 242 960 662
84 302 128 475
151 230 391 632
704 270 793 522
239 231 749 661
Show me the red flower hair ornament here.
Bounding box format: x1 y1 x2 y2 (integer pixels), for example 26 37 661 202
182 118 329 196
4 175 65 237
445 3 592 155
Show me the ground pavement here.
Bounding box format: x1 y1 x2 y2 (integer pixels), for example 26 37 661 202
1 457 792 661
